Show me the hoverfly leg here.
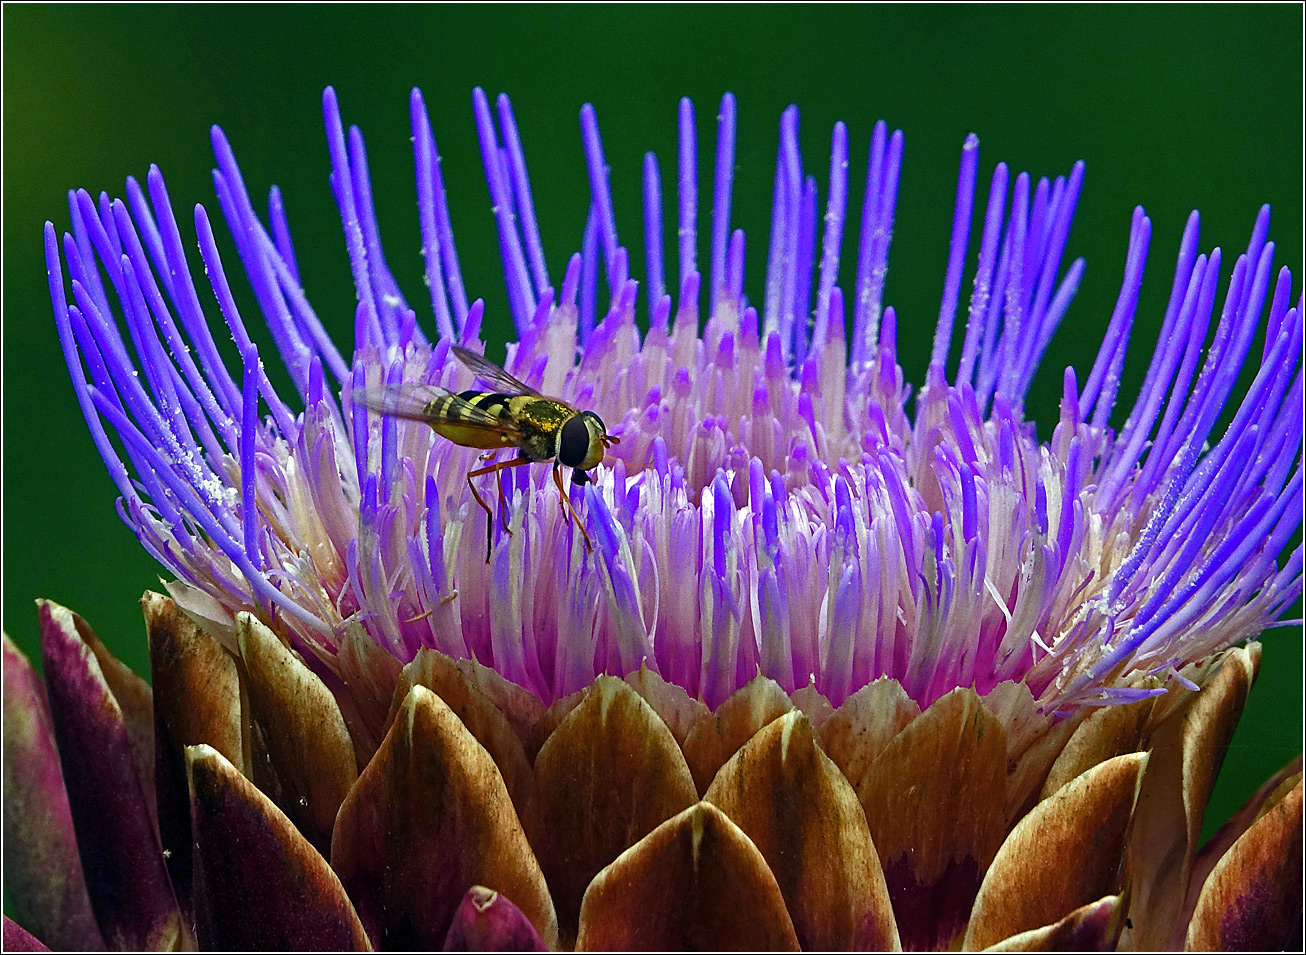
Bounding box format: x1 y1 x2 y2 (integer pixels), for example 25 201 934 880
465 473 496 563
467 457 533 563
552 464 595 553
495 468 512 533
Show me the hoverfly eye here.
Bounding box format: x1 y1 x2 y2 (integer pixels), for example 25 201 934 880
558 415 591 468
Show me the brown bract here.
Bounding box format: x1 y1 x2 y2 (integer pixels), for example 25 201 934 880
6 596 1301 952
332 685 557 949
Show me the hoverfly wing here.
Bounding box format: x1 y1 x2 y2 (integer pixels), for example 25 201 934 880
351 380 524 441
451 345 548 400
349 381 451 424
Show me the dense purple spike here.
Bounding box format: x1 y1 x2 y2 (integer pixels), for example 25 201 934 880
347 124 409 342
1186 305 1298 507
1080 207 1150 426
267 184 301 286
1018 258 1085 400
143 178 238 428
727 228 746 310
71 191 131 337
762 150 788 338
992 171 1031 404
579 205 599 342
321 89 383 348
1174 241 1273 465
643 152 666 312
933 133 979 371
851 121 887 366
853 124 904 363
1135 478 1279 651
210 159 316 398
1141 217 1209 451
411 91 455 341
1263 266 1295 358
792 176 818 366
678 97 697 289
710 93 737 309
580 103 621 302
472 88 534 330
1131 233 1217 487
1238 205 1272 310
812 121 848 355
124 174 173 300
1012 161 1084 392
77 260 216 526
91 385 327 631
497 93 550 299
192 205 297 439
66 191 111 316
779 107 802 361
112 199 224 462
1024 176 1051 305
126 174 240 445
239 343 264 576
113 234 229 469
48 226 138 506
560 252 582 308
1099 254 1210 506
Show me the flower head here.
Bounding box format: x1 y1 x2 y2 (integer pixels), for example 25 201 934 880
45 86 1302 714
14 85 1303 950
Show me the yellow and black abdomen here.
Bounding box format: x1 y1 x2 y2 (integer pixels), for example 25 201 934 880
424 391 517 450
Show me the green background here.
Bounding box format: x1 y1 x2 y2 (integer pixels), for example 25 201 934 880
3 5 1302 843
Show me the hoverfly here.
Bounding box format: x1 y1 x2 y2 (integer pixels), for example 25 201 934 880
354 346 618 561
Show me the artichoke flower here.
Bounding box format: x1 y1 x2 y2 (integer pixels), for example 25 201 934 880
4 86 1301 951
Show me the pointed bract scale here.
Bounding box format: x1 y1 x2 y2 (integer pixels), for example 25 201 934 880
387 648 535 818
681 673 795 794
575 801 801 951
442 886 549 952
2 634 102 951
186 744 370 950
454 652 548 755
331 685 557 949
965 752 1147 950
980 894 1124 952
818 676 921 794
145 591 248 924
1173 754 1303 945
789 678 835 729
235 611 358 856
980 681 1071 823
1184 779 1303 951
334 619 403 767
705 710 901 950
1120 644 1259 949
1002 713 1082 827
1040 695 1154 800
530 675 698 939
36 600 182 951
527 685 587 762
624 661 712 747
855 686 1007 951
51 606 157 821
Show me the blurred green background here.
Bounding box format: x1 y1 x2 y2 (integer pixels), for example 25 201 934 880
3 5 1301 843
